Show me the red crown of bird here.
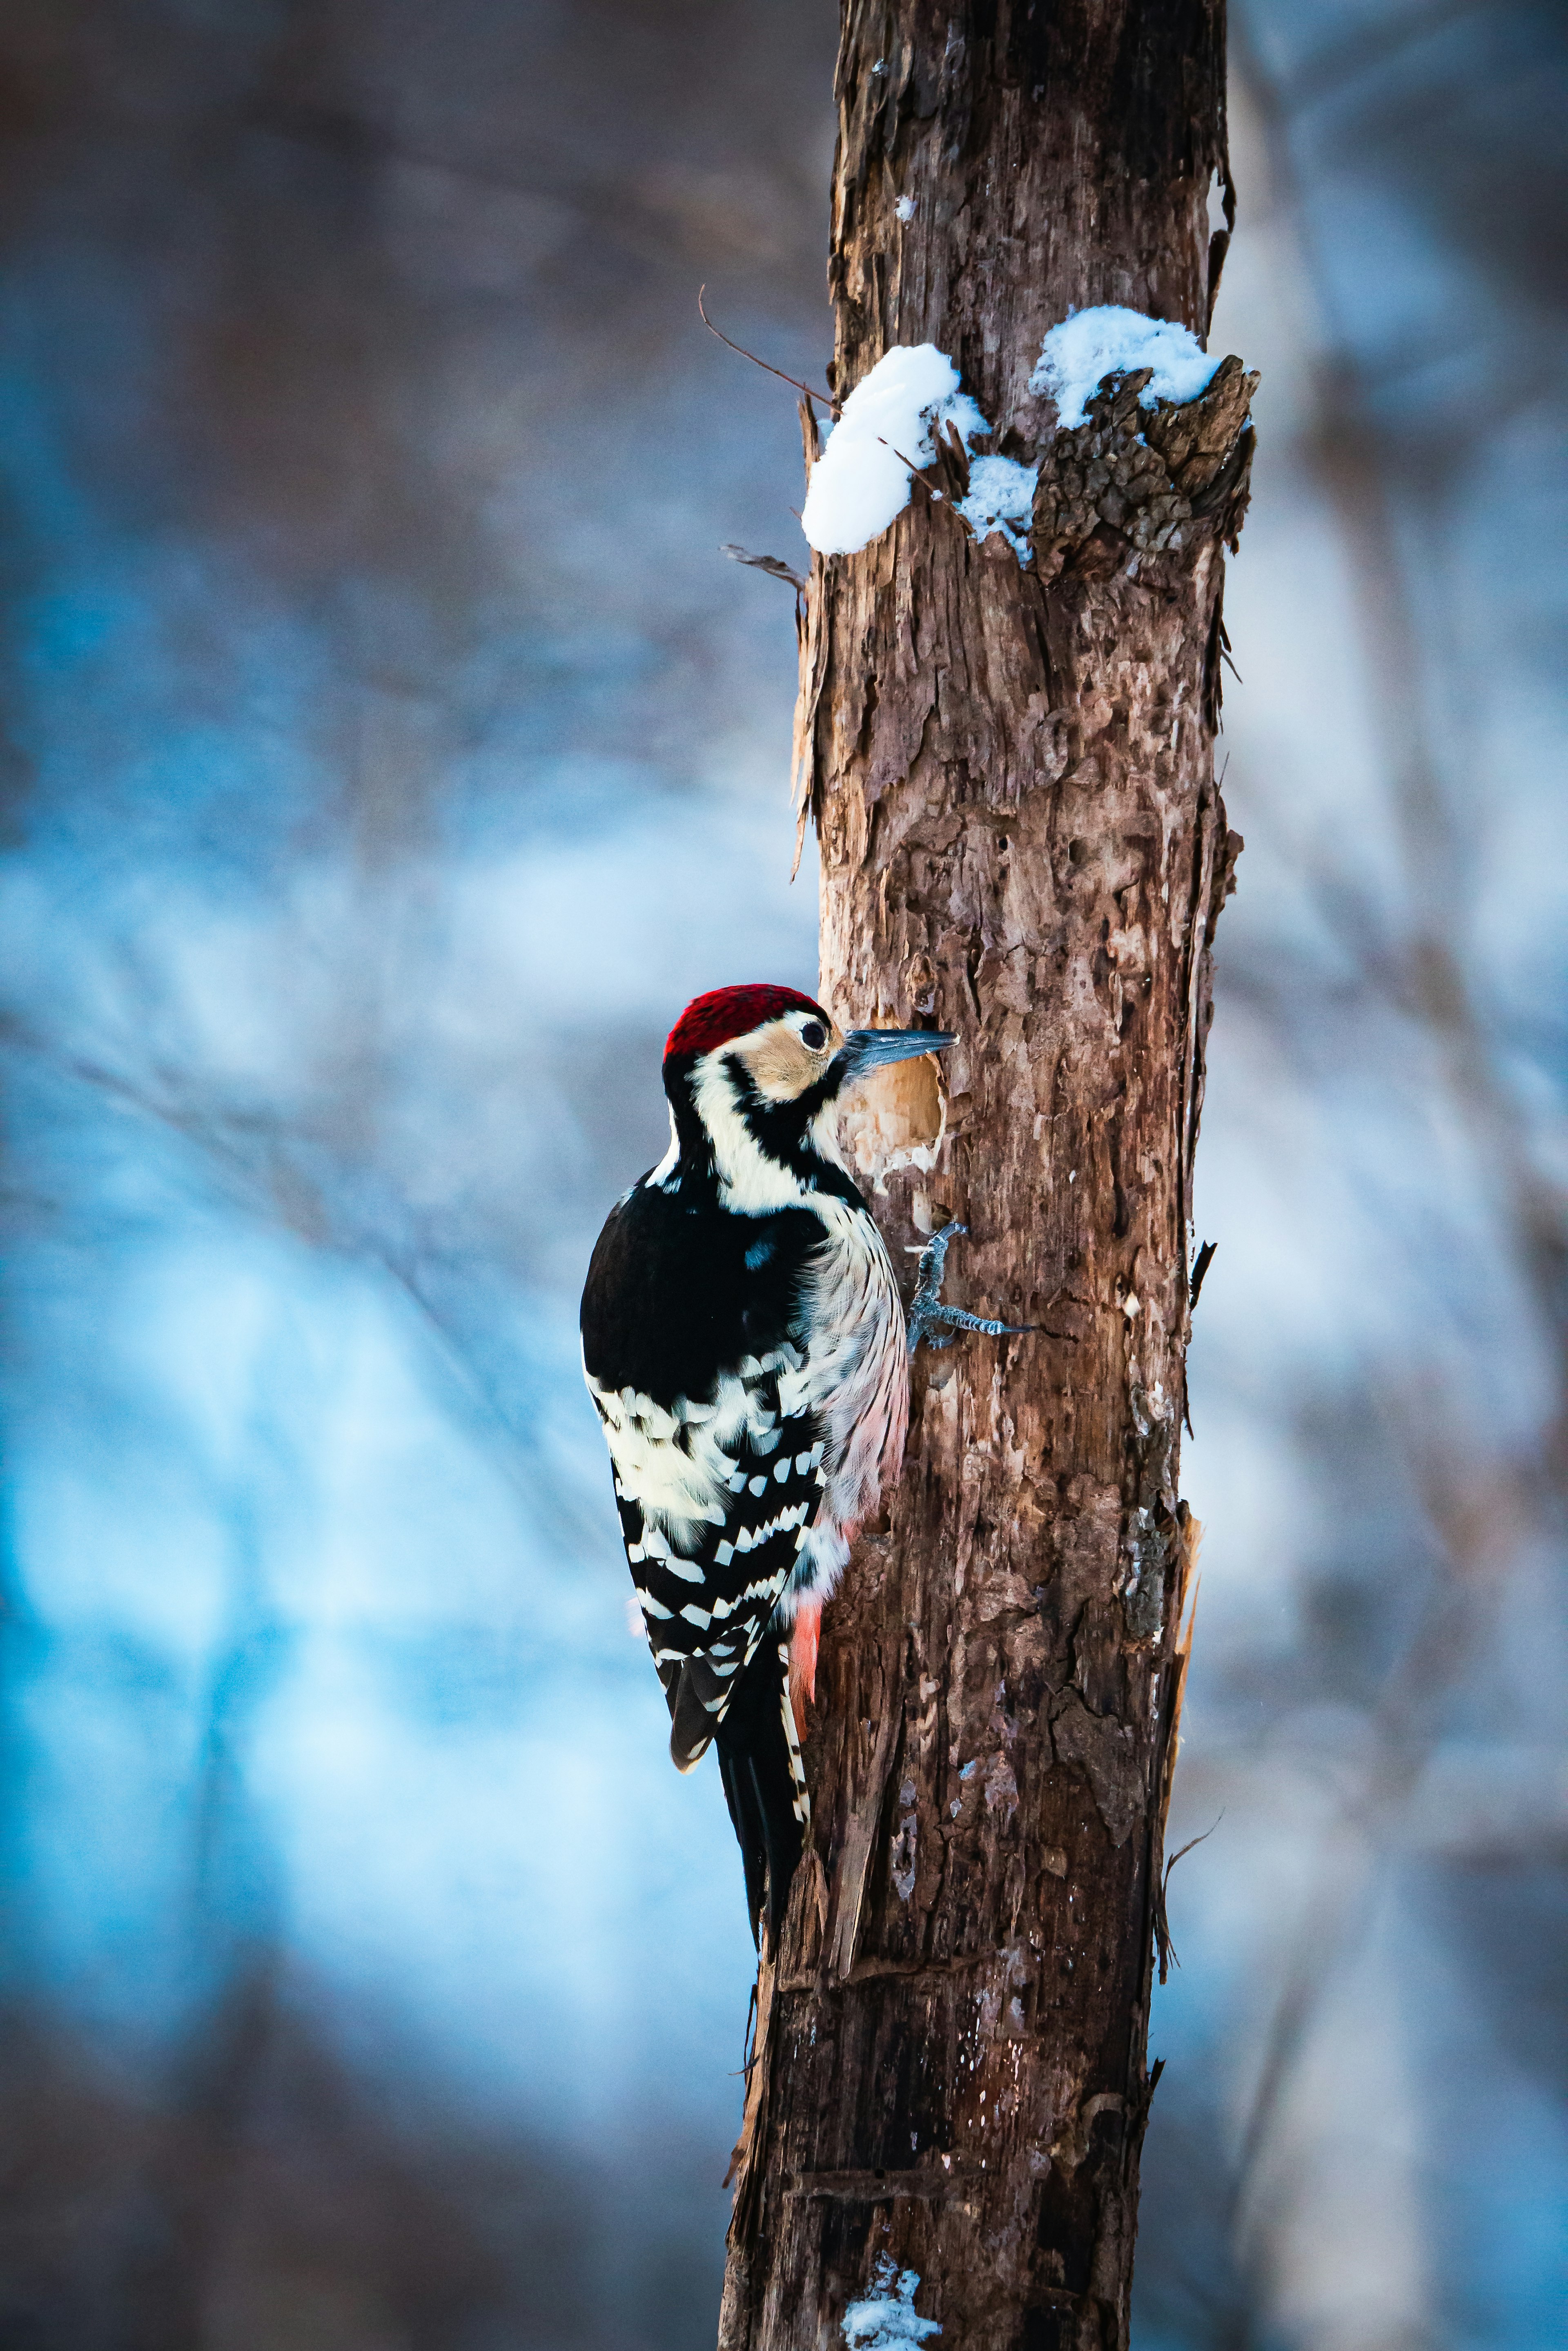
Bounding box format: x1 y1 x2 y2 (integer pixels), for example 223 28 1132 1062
664 984 829 1064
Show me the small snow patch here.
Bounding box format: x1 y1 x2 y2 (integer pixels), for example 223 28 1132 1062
802 345 985 556
895 195 916 221
1030 305 1219 430
955 454 1038 562
843 2258 941 2349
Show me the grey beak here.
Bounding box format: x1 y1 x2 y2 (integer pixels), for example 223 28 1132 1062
838 1027 955 1077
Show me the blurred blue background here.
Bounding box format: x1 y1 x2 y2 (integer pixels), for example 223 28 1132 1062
0 4 1563 2345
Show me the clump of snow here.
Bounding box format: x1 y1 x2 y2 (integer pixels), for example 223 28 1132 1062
843 2258 941 2349
801 345 986 557
955 454 1038 562
1030 305 1220 430
894 195 916 221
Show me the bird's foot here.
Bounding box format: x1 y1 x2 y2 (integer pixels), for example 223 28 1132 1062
906 1221 1033 1355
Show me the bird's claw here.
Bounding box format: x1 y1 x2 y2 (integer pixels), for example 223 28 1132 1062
906 1221 1033 1356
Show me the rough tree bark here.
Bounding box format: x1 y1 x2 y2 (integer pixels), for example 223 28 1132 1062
720 7 1251 2348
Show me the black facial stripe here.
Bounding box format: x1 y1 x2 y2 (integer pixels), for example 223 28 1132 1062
719 1054 860 1199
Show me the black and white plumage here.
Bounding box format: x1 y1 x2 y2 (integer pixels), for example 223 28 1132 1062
580 983 951 1943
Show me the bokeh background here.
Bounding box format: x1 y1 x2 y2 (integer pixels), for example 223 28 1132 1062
0 4 1563 2345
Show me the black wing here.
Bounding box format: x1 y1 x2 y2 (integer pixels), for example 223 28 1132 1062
582 1177 828 1938
580 1172 826 1417
592 1344 826 1765
582 1178 831 1758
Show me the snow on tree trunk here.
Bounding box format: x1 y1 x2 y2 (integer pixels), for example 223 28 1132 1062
721 8 1251 2348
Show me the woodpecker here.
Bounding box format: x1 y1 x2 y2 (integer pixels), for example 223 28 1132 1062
580 983 952 1944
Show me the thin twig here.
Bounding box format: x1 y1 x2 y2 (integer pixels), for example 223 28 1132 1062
1153 1811 1224 1979
1164 1812 1224 1888
698 285 835 416
877 435 946 501
720 543 807 593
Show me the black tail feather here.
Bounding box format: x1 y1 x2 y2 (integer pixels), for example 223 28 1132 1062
669 1659 722 1772
714 1637 806 1948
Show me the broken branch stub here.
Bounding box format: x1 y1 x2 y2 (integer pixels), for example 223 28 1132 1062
1031 355 1260 578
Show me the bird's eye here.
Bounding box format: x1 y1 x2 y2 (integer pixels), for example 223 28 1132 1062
801 1020 827 1051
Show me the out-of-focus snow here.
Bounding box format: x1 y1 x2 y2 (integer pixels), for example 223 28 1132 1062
955 454 1038 561
800 345 985 555
1030 304 1220 429
894 195 915 221
842 2258 941 2348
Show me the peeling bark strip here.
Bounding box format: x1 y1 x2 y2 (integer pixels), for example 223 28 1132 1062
722 9 1245 2350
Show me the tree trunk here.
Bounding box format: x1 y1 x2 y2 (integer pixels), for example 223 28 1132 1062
721 8 1250 2348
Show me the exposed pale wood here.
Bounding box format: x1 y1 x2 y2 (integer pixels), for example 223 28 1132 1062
723 8 1247 2346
